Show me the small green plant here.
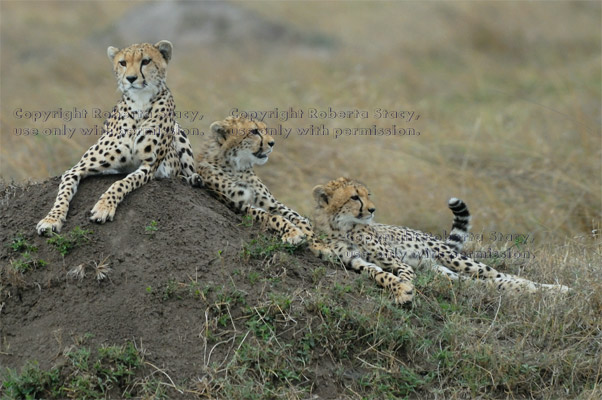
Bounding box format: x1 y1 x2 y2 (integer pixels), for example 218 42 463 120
200 284 213 300
240 214 254 228
1 341 145 399
247 270 261 285
146 285 153 294
414 269 436 289
145 220 159 236
65 342 143 398
312 266 326 284
269 293 292 311
187 280 214 301
241 235 298 260
11 234 37 253
162 279 179 301
333 282 352 295
138 378 168 400
47 227 92 256
188 281 202 298
66 346 91 371
1 361 61 399
9 233 47 273
512 234 529 251
246 311 275 341
357 367 427 398
11 252 47 273
216 287 247 307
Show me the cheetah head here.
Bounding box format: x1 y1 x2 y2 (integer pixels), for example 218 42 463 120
107 40 172 96
312 177 376 231
209 117 275 170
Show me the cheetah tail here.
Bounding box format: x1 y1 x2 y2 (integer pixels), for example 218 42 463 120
446 198 472 253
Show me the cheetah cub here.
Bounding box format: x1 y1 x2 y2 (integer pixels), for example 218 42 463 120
37 41 196 235
309 177 569 304
188 116 312 244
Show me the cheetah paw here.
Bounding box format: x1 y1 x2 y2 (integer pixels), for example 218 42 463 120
37 216 64 236
184 173 204 188
392 281 414 305
90 198 116 223
282 229 306 245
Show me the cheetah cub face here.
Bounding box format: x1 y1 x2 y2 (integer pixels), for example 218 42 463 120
107 40 172 108
313 177 376 230
210 117 275 170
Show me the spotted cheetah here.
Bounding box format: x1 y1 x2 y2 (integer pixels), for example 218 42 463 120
37 41 196 235
309 177 569 304
188 116 312 244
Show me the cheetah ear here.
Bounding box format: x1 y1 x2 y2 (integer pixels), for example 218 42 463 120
154 40 173 63
107 46 120 61
210 121 229 145
312 185 329 207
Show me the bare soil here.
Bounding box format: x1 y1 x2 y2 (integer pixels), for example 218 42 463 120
0 176 345 399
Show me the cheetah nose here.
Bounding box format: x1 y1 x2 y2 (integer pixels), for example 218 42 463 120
368 207 376 214
126 76 137 83
268 141 275 147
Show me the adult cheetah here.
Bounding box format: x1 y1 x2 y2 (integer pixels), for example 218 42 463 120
37 41 195 235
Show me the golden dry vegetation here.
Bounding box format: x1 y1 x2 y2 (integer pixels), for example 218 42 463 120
2 2 599 244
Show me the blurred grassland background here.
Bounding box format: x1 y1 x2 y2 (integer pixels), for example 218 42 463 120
1 0 600 248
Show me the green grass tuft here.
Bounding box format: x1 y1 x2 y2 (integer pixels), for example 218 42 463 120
241 234 300 260
47 227 92 256
1 341 145 399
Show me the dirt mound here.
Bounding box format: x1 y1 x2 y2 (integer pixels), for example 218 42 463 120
3 177 596 399
0 176 350 398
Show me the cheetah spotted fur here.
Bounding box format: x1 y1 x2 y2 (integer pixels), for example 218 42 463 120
309 177 570 304
188 117 312 244
37 41 196 235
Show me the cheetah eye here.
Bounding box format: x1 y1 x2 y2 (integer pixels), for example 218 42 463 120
250 129 260 135
351 195 360 201
141 59 151 66
118 60 126 67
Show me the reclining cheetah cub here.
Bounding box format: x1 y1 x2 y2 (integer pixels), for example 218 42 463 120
37 41 196 235
188 117 312 244
310 177 569 304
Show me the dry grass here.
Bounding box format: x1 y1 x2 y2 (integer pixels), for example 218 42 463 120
1 1 599 245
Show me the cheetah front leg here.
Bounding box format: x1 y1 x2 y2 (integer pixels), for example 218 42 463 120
192 162 243 206
37 134 135 235
244 177 313 240
195 163 305 244
172 125 197 179
273 202 314 238
363 246 417 288
241 204 305 245
37 160 93 235
89 161 158 223
89 121 165 223
310 239 415 304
